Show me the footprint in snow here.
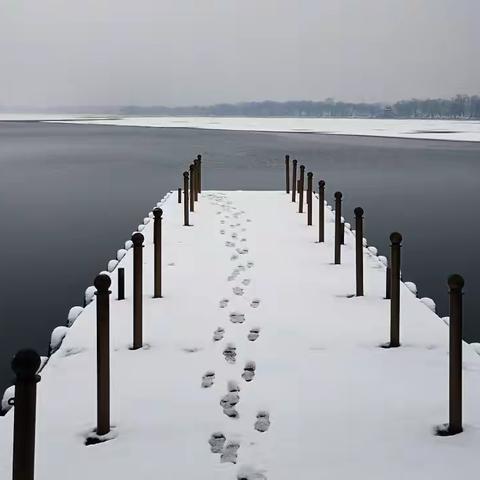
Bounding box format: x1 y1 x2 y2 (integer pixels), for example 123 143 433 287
220 220 225 224
241 238 247 243
237 467 267 480
254 411 271 432
248 327 260 341
220 392 240 418
242 361 256 382
247 261 254 269
226 241 236 247
242 279 251 286
231 232 238 239
237 264 246 272
208 432 226 454
233 286 244 296
250 298 261 308
221 441 240 464
201 371 215 388
231 254 239 261
219 298 229 308
213 327 225 341
220 230 226 235
230 312 246 324
223 343 237 364
236 247 249 255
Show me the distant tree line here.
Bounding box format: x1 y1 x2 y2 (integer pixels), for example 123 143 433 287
3 95 480 119
117 95 480 119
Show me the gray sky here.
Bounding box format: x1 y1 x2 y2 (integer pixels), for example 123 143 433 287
1 0 479 107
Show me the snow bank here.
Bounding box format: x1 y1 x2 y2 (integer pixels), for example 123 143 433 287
49 326 69 354
48 116 480 142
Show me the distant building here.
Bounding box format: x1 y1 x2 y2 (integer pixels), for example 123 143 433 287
383 105 394 118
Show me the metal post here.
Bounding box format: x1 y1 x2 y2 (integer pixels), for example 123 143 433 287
193 159 199 202
307 172 313 225
448 274 464 435
177 188 181 204
298 165 305 213
132 232 144 349
340 221 345 245
386 260 391 299
94 273 111 436
153 207 162 298
291 160 297 202
285 155 290 193
117 267 125 300
189 164 194 212
12 349 41 480
183 171 189 226
389 232 402 347
319 180 325 242
354 208 364 296
197 154 202 193
334 191 342 264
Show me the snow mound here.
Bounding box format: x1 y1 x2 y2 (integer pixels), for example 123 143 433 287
107 259 118 272
367 246 378 256
84 286 96 305
1 386 15 415
67 306 84 327
116 249 127 261
125 240 133 250
50 326 69 353
404 282 417 296
420 297 436 312
378 255 388 267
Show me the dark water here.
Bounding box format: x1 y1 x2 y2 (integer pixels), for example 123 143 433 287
1 122 479 393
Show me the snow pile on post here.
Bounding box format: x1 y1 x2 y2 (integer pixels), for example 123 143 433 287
1 190 480 479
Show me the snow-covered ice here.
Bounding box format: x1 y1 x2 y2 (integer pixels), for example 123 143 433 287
49 116 480 142
1 190 480 479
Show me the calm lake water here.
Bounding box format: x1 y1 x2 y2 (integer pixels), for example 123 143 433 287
1 121 480 393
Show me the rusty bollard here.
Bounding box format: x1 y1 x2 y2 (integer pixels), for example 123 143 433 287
298 165 305 213
318 180 325 242
285 154 290 194
197 154 202 193
189 164 195 212
334 191 342 264
153 208 163 298
117 267 125 300
94 273 111 437
12 349 41 480
354 208 364 296
436 274 465 436
183 171 189 226
132 232 144 349
307 172 313 225
389 232 402 347
291 159 297 202
177 188 181 204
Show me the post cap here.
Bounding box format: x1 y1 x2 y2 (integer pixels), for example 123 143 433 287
131 231 144 246
153 207 163 219
448 274 464 290
94 273 112 292
293 159 297 165
390 232 402 245
197 154 202 161
183 171 189 178
12 349 41 380
300 165 305 171
307 171 313 178
319 180 326 188
334 191 342 199
285 154 290 161
354 207 364 217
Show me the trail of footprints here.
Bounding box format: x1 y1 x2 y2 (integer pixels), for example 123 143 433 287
203 193 269 477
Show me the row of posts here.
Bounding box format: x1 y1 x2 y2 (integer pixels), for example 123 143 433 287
9 154 204 479
285 153 464 436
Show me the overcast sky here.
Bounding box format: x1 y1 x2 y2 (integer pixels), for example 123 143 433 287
1 0 479 107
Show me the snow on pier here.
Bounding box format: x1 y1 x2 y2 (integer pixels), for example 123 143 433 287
2 190 480 479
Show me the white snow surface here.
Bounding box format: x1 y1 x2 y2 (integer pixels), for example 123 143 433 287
1 191 480 479
49 116 480 142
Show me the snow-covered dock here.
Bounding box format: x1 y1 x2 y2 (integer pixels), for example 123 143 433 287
2 190 480 479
